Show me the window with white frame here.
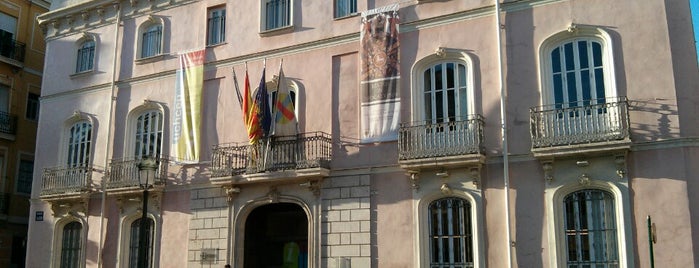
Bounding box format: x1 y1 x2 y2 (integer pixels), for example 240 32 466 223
67 121 92 167
134 110 163 159
139 22 162 59
263 0 291 31
549 39 607 109
421 61 470 124
128 218 155 268
16 158 33 194
540 27 617 111
563 189 618 267
207 6 226 45
60 221 82 268
75 40 95 73
335 0 356 18
26 92 39 121
428 197 474 267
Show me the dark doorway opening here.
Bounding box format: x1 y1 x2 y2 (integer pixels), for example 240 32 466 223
244 203 308 268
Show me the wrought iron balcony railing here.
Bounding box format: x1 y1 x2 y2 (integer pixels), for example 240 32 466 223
40 165 93 196
530 97 630 149
398 116 485 161
211 131 332 177
0 35 26 62
0 193 9 214
106 156 169 189
0 111 17 135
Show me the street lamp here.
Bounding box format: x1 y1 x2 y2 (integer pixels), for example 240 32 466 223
137 156 158 268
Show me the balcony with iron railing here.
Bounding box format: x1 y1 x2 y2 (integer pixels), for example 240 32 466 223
40 165 93 198
211 132 332 184
0 111 17 139
106 156 169 193
0 34 26 66
398 115 485 171
530 97 631 158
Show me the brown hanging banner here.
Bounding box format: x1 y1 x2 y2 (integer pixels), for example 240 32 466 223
359 4 400 143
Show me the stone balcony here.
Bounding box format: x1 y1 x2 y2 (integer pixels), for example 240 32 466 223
105 156 169 195
210 131 332 185
530 97 631 159
40 165 93 200
398 115 485 170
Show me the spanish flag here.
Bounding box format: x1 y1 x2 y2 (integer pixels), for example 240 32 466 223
243 68 262 144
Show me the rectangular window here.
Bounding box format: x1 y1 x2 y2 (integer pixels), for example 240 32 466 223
141 25 162 58
335 0 356 18
264 0 291 31
0 12 17 59
26 93 39 121
16 159 33 194
207 7 226 45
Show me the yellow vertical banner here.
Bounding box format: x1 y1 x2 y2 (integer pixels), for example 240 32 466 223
172 49 205 163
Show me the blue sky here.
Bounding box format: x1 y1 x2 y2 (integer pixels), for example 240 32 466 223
692 0 699 63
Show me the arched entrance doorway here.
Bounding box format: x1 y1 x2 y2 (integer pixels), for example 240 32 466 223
244 203 308 268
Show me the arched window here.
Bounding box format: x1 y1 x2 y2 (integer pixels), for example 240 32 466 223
75 40 95 73
60 221 82 268
421 61 470 124
129 217 155 268
549 39 606 109
67 121 92 167
563 189 618 266
134 110 163 159
540 27 617 109
428 197 473 267
138 19 163 59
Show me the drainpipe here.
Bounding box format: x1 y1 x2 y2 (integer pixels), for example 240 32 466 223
494 1 513 267
97 3 121 267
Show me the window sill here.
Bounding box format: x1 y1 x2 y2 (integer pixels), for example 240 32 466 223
135 54 166 64
259 25 294 37
206 42 227 48
334 13 359 21
70 70 95 79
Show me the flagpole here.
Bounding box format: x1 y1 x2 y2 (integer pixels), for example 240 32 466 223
262 58 272 171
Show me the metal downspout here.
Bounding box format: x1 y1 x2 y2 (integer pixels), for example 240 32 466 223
97 3 121 267
494 0 513 267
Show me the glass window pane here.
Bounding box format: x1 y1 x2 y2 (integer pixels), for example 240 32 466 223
592 42 603 67
434 64 443 90
564 43 575 71
446 63 455 89
566 72 577 105
552 48 561 73
578 41 589 69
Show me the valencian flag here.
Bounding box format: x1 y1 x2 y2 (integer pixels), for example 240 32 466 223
243 67 262 144
360 4 400 142
272 64 297 136
255 65 272 138
171 49 205 163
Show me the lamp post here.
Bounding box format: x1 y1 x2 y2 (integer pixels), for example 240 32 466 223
137 156 158 268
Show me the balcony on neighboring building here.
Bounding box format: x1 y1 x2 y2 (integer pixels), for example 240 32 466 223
0 36 26 67
40 165 93 199
530 97 631 158
0 111 17 140
105 156 169 194
398 115 485 171
210 131 332 185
